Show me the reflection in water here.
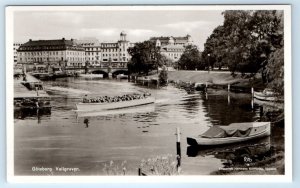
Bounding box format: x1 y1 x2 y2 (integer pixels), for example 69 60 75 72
14 108 51 122
14 77 284 175
187 137 271 167
201 91 260 125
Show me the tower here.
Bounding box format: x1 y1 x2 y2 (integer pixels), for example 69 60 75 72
120 31 127 41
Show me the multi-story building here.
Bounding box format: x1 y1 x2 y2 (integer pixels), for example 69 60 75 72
75 32 134 68
17 38 86 67
13 42 23 64
100 31 134 68
150 34 193 62
75 38 102 66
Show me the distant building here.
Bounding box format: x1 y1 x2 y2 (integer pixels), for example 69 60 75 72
17 38 86 67
74 38 101 66
13 42 23 64
100 31 134 68
150 34 193 62
75 31 134 68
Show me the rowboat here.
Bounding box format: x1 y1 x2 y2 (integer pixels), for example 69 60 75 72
187 122 271 146
254 89 283 102
76 97 155 111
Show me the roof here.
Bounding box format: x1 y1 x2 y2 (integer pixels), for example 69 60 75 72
17 38 84 51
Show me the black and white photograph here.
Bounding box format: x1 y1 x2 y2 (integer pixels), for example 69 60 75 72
6 5 292 182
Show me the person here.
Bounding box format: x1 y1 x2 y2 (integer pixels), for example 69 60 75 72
84 118 89 128
83 94 89 103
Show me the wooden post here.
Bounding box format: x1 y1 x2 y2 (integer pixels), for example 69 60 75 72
138 168 141 176
251 87 254 98
227 94 230 105
228 84 230 92
260 106 264 119
176 127 181 169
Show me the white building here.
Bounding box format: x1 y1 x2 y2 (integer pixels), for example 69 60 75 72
150 34 193 62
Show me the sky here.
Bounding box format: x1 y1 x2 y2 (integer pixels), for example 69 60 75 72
14 10 224 51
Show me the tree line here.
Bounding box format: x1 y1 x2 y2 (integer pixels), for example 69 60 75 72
127 10 284 93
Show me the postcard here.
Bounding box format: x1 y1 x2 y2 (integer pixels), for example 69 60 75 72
6 5 292 183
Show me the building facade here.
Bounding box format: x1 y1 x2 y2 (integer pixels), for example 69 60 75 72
100 31 134 68
17 38 86 67
150 34 193 62
13 42 23 64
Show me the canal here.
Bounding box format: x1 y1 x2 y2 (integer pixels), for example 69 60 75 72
14 77 284 175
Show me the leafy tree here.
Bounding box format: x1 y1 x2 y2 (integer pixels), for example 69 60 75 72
127 41 163 75
202 10 284 83
178 45 204 70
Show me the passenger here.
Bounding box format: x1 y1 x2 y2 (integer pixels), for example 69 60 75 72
83 95 89 103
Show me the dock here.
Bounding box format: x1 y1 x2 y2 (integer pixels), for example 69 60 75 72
14 73 51 110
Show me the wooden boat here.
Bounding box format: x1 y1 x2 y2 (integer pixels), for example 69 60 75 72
254 89 283 102
76 97 155 111
187 122 271 146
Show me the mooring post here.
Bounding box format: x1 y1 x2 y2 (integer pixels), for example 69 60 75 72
251 87 254 98
260 106 264 119
176 127 181 169
228 84 230 92
138 168 141 176
228 94 230 105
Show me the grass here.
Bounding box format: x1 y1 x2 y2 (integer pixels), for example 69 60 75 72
102 160 127 175
139 154 180 175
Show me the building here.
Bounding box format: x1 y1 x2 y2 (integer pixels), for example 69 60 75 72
75 32 134 68
13 42 23 64
100 31 134 68
17 38 86 68
74 38 102 67
150 34 193 62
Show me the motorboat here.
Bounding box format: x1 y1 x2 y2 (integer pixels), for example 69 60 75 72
187 122 271 146
76 97 155 112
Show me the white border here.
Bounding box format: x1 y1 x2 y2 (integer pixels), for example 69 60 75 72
6 5 292 183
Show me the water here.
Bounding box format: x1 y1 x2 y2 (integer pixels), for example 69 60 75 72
14 77 283 175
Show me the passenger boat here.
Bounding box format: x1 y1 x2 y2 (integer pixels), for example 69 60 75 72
76 97 155 111
254 89 283 102
187 122 271 146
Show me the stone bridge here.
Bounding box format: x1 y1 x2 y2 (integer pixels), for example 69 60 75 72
86 66 128 78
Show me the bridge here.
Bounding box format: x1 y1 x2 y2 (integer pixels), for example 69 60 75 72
65 66 129 78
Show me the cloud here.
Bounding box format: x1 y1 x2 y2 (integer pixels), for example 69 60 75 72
162 21 210 33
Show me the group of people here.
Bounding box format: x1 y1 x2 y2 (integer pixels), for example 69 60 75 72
82 93 151 103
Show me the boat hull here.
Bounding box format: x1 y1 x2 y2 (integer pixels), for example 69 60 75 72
254 91 282 102
187 122 271 146
76 97 155 112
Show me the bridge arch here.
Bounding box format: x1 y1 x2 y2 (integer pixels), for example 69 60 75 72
112 69 129 78
90 70 109 78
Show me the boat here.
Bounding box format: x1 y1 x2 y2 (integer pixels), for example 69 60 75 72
116 74 128 79
254 89 283 102
187 122 271 146
79 73 104 78
76 97 155 112
194 82 206 91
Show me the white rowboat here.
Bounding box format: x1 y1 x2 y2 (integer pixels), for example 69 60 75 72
76 97 155 112
187 122 271 146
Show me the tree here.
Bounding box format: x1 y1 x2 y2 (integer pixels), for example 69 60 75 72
178 45 204 70
127 41 163 75
202 10 284 82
